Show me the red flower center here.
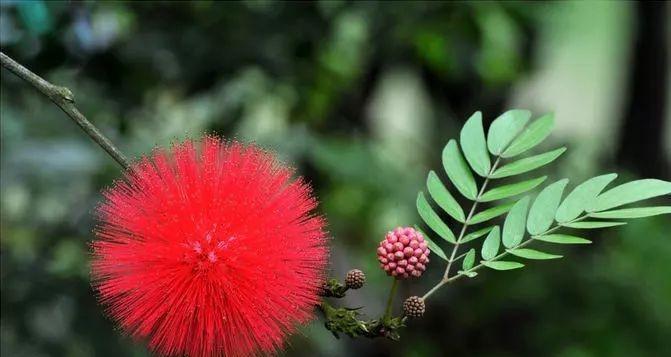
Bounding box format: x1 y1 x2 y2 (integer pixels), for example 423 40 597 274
183 233 238 272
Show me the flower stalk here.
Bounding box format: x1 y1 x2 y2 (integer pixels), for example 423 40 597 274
383 278 399 321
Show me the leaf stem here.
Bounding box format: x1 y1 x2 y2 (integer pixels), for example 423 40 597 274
383 278 399 320
438 215 589 287
442 157 501 280
422 158 501 301
451 251 469 263
0 51 130 170
421 279 446 300
422 207 588 301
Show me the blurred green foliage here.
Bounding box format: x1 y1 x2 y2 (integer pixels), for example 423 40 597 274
1 1 669 356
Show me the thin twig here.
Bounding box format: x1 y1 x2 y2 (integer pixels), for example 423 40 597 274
428 215 589 293
451 250 469 263
0 51 130 170
422 157 498 301
441 157 501 280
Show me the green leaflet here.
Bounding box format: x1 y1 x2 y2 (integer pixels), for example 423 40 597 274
502 113 555 158
462 248 476 270
507 248 562 260
502 197 530 248
460 111 491 177
479 176 547 202
458 270 478 278
424 237 448 261
527 179 569 235
427 171 465 222
561 221 626 229
442 139 478 200
590 179 671 212
468 202 515 225
555 173 618 223
461 226 495 243
534 234 591 244
481 226 500 260
490 148 566 179
414 226 448 261
481 260 524 270
417 192 456 243
487 109 531 156
588 206 671 219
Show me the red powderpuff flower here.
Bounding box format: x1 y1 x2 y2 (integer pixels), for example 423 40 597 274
91 137 328 357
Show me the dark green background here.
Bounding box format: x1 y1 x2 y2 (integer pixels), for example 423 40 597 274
1 1 669 356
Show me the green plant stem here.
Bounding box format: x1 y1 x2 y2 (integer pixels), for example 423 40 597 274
422 215 588 300
452 251 469 263
0 51 130 170
421 158 501 301
441 157 501 280
383 278 399 320
421 279 446 300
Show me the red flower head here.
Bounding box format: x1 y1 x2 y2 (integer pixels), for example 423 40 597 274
91 137 328 357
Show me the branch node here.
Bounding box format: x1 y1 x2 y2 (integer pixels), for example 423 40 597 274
54 86 75 103
0 51 128 169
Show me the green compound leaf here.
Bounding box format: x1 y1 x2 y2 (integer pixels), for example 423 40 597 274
561 221 626 229
507 248 562 260
534 234 591 244
502 113 555 158
481 260 525 271
460 111 491 177
590 179 671 212
490 148 566 179
481 226 500 261
442 139 478 200
487 109 531 156
502 197 530 248
461 226 495 243
555 173 618 223
414 226 448 261
469 202 515 225
462 248 476 270
427 171 465 222
588 206 671 219
417 192 456 243
527 179 569 235
479 176 547 202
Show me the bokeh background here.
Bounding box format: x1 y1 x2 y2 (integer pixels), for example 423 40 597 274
1 1 670 356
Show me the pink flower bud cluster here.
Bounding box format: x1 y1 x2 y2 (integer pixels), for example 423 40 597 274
377 227 430 279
